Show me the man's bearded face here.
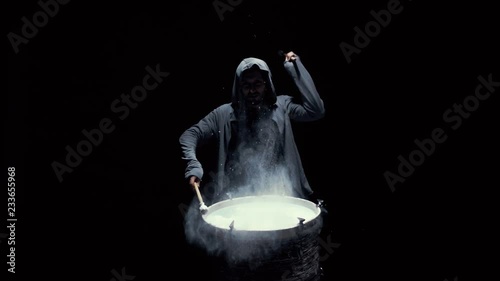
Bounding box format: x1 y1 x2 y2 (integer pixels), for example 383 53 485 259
240 69 266 110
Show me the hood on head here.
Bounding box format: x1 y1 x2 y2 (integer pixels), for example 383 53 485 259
231 57 277 112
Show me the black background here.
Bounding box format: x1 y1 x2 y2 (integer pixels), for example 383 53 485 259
5 0 498 280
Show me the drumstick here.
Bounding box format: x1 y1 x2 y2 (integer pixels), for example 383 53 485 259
193 182 209 214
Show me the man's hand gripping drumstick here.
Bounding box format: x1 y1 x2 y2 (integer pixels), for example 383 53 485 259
189 176 208 214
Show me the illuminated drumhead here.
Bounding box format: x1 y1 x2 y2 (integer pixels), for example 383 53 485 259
202 195 320 231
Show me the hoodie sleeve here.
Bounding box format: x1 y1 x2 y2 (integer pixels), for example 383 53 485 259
283 56 325 121
179 109 219 181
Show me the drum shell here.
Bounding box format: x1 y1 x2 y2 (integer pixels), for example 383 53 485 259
200 195 323 281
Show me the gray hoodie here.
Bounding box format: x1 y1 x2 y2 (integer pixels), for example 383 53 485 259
179 55 325 202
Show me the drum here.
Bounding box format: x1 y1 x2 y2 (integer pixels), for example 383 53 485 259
200 195 323 281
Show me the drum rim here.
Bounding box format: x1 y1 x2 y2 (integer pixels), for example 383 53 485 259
201 194 321 232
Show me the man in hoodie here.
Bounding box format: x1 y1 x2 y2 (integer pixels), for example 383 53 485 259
179 51 325 203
